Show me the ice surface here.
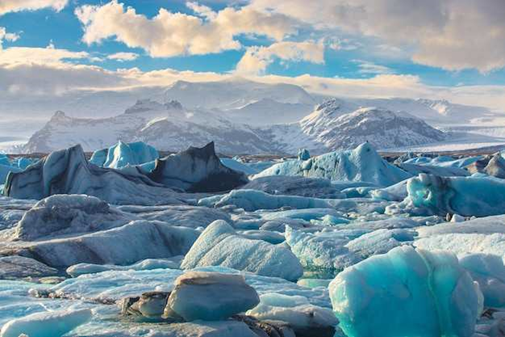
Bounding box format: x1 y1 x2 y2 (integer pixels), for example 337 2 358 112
1 308 92 337
181 220 303 281
254 143 412 187
407 173 505 216
329 246 482 337
167 271 259 321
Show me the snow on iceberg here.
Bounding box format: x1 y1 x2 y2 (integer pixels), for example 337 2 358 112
181 220 303 281
148 142 248 192
166 271 259 321
254 142 411 187
329 246 482 337
90 141 159 169
407 173 505 217
0 308 92 337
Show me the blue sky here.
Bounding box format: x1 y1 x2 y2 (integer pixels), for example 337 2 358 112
1 0 505 86
1 0 505 112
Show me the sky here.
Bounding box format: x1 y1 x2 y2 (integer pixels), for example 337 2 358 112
1 0 505 112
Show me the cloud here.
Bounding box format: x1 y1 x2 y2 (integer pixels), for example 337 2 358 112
250 0 505 72
353 60 393 75
236 41 325 75
107 52 139 62
0 27 20 49
0 0 68 16
75 0 297 58
0 44 89 65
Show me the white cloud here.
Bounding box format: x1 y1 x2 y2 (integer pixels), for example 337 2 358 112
0 27 20 49
107 52 139 62
353 60 393 75
75 0 297 58
250 0 505 72
0 0 68 16
236 41 325 75
0 44 89 65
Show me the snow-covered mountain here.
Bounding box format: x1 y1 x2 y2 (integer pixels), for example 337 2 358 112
159 78 316 110
24 100 284 154
300 104 447 150
24 95 449 155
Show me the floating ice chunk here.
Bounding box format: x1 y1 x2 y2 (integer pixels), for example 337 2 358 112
285 226 413 273
117 204 231 229
13 194 132 240
329 246 482 337
407 173 505 216
0 165 21 185
241 175 344 198
167 271 259 321
0 256 57 279
369 180 408 201
416 215 505 237
198 189 335 211
66 257 183 277
13 221 199 268
0 308 92 337
254 143 411 187
181 220 303 281
399 163 470 177
246 293 338 328
459 254 505 307
220 158 260 175
298 148 310 161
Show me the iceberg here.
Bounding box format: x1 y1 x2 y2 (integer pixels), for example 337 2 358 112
8 220 199 268
148 142 248 192
166 271 260 321
254 143 411 187
329 246 482 337
13 194 132 240
3 145 185 206
181 220 303 281
90 141 159 169
406 173 505 217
